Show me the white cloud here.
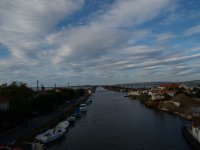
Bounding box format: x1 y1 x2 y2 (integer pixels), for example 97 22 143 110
101 0 173 27
155 33 175 41
0 0 199 85
0 0 84 59
190 46 200 52
50 0 174 64
185 24 200 36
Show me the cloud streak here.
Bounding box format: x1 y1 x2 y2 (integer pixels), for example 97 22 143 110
0 0 200 85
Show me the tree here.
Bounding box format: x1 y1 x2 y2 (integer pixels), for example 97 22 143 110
0 82 34 111
62 88 76 99
0 83 8 96
75 89 85 97
0 82 35 124
8 82 34 111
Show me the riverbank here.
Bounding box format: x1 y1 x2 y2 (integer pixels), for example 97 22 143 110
104 86 200 122
0 94 91 146
47 87 191 150
18 95 90 144
129 93 200 121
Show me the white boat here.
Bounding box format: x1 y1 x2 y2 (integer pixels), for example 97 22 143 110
56 121 69 129
73 111 82 118
35 127 66 143
67 116 76 123
182 122 200 150
79 103 88 112
88 99 92 103
86 100 90 105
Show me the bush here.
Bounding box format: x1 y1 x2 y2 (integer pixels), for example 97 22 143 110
0 81 34 112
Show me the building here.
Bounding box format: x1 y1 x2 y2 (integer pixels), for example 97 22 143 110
159 83 188 90
158 83 188 97
148 89 165 100
148 83 189 100
0 96 10 111
128 90 140 96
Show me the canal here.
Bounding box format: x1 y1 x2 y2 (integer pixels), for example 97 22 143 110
48 87 191 150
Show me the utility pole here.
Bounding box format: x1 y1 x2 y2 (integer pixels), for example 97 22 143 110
55 83 56 89
37 80 39 92
68 82 69 88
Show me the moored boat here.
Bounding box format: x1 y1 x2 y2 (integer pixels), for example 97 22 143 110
56 121 69 129
35 127 66 143
79 103 88 112
86 100 90 105
89 99 92 103
67 116 76 123
73 110 82 118
182 122 200 150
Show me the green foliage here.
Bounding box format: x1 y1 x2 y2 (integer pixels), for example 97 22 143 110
0 81 34 111
0 83 8 96
60 88 76 99
0 82 35 124
176 88 185 95
137 93 151 101
193 87 199 91
0 82 86 124
33 93 54 114
75 89 85 97
194 89 200 98
32 88 80 114
188 87 200 98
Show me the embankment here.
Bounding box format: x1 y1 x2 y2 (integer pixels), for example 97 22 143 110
16 95 90 144
131 93 200 121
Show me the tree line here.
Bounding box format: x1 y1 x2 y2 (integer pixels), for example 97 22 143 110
0 81 87 129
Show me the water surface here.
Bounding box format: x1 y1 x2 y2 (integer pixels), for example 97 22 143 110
48 87 191 150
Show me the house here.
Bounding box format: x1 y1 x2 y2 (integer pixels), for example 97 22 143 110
158 83 188 97
0 96 10 111
178 84 189 90
142 90 149 94
151 94 165 100
148 89 165 100
128 90 140 96
159 83 188 90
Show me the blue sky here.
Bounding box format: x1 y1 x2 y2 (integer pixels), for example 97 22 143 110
0 0 200 86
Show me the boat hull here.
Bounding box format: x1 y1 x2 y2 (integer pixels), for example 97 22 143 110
36 128 66 144
43 133 64 143
182 125 200 150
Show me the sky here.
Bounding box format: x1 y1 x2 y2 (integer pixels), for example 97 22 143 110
0 0 200 86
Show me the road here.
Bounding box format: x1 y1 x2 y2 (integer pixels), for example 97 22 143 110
0 96 87 145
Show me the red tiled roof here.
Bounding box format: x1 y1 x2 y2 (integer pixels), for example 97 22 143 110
0 96 10 102
159 83 181 88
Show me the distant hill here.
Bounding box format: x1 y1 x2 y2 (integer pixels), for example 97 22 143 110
117 80 200 88
182 80 200 87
